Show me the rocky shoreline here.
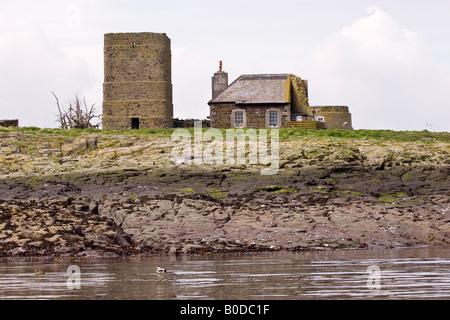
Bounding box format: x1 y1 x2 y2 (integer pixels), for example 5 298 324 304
0 130 449 259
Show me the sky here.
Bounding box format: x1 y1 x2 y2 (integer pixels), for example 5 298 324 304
0 0 449 131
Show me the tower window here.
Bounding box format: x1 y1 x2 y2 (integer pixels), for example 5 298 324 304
131 117 140 129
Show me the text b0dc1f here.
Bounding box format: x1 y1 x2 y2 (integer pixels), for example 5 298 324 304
224 305 269 315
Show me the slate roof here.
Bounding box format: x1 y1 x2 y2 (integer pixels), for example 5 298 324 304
210 74 291 104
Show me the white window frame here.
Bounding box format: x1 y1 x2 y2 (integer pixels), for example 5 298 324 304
234 112 244 127
265 108 281 128
269 111 278 127
317 116 325 122
231 109 247 128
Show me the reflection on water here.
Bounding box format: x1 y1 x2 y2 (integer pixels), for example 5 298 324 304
1 247 450 300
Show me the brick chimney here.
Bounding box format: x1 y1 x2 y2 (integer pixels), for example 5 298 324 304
211 60 228 100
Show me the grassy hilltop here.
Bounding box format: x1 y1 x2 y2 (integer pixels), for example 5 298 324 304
0 126 448 180
1 126 449 142
1 125 448 201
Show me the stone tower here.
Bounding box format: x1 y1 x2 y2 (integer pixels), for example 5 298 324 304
102 32 173 130
211 61 228 100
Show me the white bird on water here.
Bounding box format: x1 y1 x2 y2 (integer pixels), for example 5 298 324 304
157 267 167 273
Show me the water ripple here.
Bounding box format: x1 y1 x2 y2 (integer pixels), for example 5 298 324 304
1 247 450 299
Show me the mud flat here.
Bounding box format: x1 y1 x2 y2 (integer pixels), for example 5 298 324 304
0 129 449 259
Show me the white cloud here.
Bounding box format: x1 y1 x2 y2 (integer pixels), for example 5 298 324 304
305 7 450 132
1 2 449 132
172 46 213 120
0 14 96 128
366 5 381 15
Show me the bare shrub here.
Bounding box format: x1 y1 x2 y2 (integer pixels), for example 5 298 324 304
52 92 101 129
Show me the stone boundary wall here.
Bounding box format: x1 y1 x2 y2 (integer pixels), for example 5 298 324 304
0 120 18 127
306 106 352 130
173 118 210 128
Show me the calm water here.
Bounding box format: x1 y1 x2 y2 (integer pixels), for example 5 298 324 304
1 247 450 300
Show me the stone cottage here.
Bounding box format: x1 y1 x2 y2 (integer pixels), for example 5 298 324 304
208 64 352 130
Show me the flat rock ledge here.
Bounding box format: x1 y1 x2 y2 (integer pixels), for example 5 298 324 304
1 187 449 260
